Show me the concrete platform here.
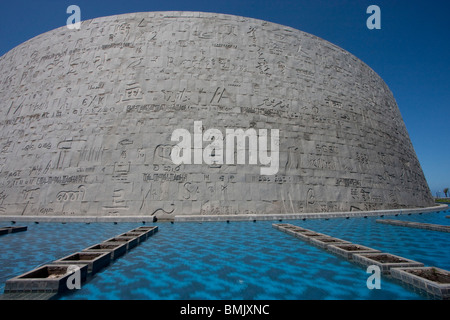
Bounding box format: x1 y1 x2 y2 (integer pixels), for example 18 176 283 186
129 226 159 241
3 264 88 294
376 219 450 233
327 243 381 260
390 267 450 300
82 242 128 260
352 253 424 275
308 236 351 249
118 231 147 243
0 226 27 236
52 252 111 275
102 236 139 251
1 226 160 300
292 231 329 242
175 204 449 222
273 222 449 299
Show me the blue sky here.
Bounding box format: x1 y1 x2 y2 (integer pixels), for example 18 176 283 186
0 0 449 196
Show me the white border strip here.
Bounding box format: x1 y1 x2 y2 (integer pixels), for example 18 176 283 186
0 204 447 223
174 204 449 222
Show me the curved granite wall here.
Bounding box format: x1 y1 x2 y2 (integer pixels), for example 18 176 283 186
0 12 434 219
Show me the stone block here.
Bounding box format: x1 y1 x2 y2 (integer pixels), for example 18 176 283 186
327 243 381 260
390 267 450 300
308 236 351 249
0 226 27 235
52 252 111 275
102 236 139 250
82 242 127 260
352 253 424 274
4 264 88 294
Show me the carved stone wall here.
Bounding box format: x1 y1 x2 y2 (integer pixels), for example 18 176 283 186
0 12 434 219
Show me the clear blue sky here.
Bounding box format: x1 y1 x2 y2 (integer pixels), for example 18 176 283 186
0 0 449 196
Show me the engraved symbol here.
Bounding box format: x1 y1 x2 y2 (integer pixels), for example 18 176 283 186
247 26 257 40
162 88 190 103
119 82 143 102
221 24 237 36
306 188 315 206
127 57 143 69
115 23 131 41
79 147 103 162
285 146 300 171
138 18 147 27
13 102 24 115
153 144 174 164
140 184 176 215
151 205 175 216
210 87 231 104
103 189 129 211
93 54 109 70
113 162 130 174
282 191 296 214
57 138 87 150
56 151 67 170
139 186 152 212
0 190 8 204
118 139 133 147
183 182 199 200
194 30 213 39
56 186 86 202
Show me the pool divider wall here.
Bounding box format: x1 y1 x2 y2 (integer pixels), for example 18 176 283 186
327 244 381 260
3 264 89 296
82 242 128 260
0 226 27 236
175 204 449 222
351 253 424 275
1 226 158 300
118 231 148 243
273 223 450 300
308 236 352 249
376 219 450 233
390 267 450 300
52 252 111 275
103 236 139 251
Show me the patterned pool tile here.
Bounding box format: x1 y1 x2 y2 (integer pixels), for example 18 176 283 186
1 213 449 300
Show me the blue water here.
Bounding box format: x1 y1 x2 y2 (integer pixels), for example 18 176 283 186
0 210 449 300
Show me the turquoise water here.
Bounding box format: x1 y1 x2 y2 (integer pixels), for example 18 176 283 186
1 210 449 300
0 222 138 292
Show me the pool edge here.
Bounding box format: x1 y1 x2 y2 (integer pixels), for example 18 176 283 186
0 204 447 223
